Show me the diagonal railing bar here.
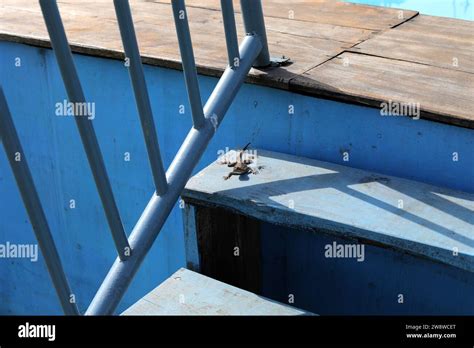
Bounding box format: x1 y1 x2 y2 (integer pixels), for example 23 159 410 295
0 87 79 315
86 34 263 315
39 0 130 261
171 0 205 130
220 0 240 69
113 0 168 196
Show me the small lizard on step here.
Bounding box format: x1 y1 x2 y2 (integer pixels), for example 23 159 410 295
223 142 255 180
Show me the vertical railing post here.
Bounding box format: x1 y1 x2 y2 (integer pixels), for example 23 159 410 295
39 0 130 261
240 0 270 67
0 87 79 315
171 0 205 129
113 0 168 196
220 0 240 69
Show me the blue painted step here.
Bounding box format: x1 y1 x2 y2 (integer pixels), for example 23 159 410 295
181 149 474 314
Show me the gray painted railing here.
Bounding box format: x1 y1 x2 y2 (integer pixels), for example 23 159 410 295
0 0 270 315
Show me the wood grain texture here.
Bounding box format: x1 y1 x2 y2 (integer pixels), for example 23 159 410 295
291 52 474 128
155 0 418 30
350 15 474 74
0 0 393 88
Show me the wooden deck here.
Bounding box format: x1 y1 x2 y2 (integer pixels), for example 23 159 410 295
1 0 473 128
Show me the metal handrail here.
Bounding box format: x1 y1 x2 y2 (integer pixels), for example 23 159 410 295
172 0 206 129
220 0 240 69
1 0 270 315
114 0 168 196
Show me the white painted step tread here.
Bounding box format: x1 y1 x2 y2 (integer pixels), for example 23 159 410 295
122 268 310 315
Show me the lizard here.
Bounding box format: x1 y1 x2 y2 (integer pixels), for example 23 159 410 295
222 142 255 180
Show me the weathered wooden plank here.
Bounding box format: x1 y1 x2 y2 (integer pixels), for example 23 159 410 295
155 0 418 30
194 204 261 294
0 0 375 89
122 268 310 315
0 1 417 89
350 15 474 74
290 52 474 128
182 150 474 272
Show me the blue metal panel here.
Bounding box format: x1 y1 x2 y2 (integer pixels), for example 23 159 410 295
0 41 473 313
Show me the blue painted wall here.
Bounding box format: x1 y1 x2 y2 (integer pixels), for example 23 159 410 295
261 223 474 315
0 41 472 314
